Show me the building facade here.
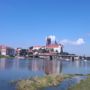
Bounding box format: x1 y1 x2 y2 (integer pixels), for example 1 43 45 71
0 45 15 56
46 44 63 53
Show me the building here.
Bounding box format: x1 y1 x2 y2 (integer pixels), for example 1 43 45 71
46 44 63 53
0 45 15 56
45 35 63 53
32 46 41 50
16 48 22 56
19 49 28 56
46 37 51 46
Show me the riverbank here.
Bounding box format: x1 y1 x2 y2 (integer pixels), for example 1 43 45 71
15 74 80 90
69 75 90 90
16 74 63 90
0 55 15 59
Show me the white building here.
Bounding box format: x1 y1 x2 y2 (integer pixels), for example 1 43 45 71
33 46 42 50
46 44 63 53
0 45 15 56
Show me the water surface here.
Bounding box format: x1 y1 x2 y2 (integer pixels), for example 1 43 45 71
0 58 90 90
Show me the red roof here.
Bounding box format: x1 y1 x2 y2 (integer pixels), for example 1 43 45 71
0 45 14 49
0 45 7 49
46 44 61 48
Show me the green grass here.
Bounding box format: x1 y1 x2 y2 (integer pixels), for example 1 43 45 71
15 74 90 90
0 55 15 59
15 74 81 90
69 76 90 90
16 74 66 90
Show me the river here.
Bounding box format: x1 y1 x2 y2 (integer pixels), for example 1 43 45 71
0 58 90 90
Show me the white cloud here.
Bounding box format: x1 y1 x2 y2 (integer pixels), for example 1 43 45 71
75 38 85 45
60 38 85 46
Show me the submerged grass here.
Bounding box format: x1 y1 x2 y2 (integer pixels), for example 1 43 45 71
16 74 67 90
15 74 89 90
0 55 15 59
69 76 90 90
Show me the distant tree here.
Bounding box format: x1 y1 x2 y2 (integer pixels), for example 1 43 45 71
56 50 58 53
38 48 47 53
29 46 33 50
51 49 54 52
60 52 69 55
20 49 28 56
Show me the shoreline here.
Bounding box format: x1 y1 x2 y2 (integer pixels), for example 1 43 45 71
0 55 15 59
15 74 68 90
69 75 90 90
13 74 89 90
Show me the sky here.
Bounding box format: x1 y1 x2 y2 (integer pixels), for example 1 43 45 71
0 0 90 56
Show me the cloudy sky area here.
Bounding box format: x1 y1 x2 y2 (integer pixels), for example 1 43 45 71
0 0 90 56
60 38 85 46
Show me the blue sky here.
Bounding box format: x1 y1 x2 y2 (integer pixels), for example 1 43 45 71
0 0 90 55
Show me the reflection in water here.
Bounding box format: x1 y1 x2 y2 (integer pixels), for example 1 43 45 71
28 60 44 71
0 58 6 69
0 59 90 75
75 60 80 68
44 60 62 75
27 59 62 75
0 59 62 75
0 58 14 70
0 59 90 90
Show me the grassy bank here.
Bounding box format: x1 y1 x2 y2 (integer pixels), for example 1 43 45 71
0 55 15 59
16 74 73 90
15 73 89 90
69 75 90 90
15 74 89 90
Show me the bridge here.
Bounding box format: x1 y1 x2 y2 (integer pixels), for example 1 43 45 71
29 53 81 61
